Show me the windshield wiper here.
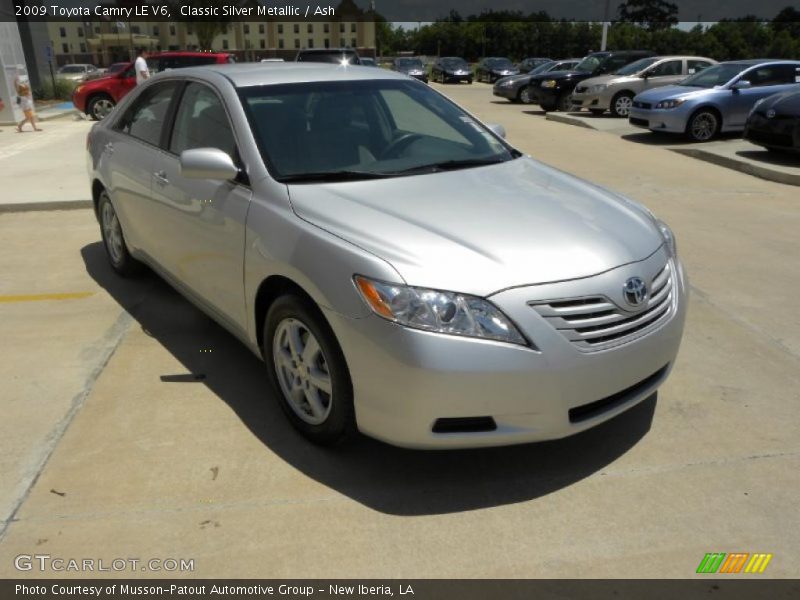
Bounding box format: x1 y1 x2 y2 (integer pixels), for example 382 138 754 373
278 170 393 183
392 157 509 175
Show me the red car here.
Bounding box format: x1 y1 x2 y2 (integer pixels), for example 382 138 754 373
73 51 235 120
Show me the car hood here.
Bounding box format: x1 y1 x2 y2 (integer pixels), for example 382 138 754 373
495 73 531 86
756 89 800 113
530 70 592 83
286 158 661 296
635 85 713 102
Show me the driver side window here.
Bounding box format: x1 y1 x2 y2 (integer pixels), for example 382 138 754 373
649 60 682 77
116 82 178 147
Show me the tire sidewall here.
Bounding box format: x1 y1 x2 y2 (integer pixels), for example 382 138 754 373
98 192 140 276
263 295 354 445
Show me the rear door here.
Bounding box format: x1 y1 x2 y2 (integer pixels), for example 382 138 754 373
149 80 252 331
104 81 180 259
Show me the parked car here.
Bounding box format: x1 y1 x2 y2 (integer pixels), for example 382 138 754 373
87 63 686 449
526 50 656 112
261 58 285 63
571 56 717 117
72 51 234 121
296 48 360 65
517 57 552 73
476 57 519 83
57 64 100 84
391 57 428 82
494 59 581 104
629 60 800 141
359 57 378 67
744 88 800 153
431 57 473 84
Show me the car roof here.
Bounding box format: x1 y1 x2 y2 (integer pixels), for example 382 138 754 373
720 58 800 65
169 62 410 87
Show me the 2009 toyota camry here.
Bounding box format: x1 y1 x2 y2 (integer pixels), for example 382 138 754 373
87 63 687 449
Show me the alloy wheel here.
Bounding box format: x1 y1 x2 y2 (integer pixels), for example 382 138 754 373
614 94 633 117
92 98 115 120
690 112 718 141
101 201 124 265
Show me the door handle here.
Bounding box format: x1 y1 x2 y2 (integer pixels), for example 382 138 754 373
153 170 169 186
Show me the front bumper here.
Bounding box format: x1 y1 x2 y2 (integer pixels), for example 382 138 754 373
493 84 521 99
570 90 611 111
326 252 687 449
744 112 799 151
407 72 429 83
442 72 472 82
628 105 691 133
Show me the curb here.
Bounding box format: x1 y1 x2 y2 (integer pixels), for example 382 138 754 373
545 112 598 130
0 200 92 213
671 148 800 187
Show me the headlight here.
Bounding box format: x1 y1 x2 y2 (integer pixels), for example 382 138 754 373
540 80 557 88
655 219 677 257
499 79 515 87
588 84 607 93
655 98 686 109
74 85 84 94
354 276 528 346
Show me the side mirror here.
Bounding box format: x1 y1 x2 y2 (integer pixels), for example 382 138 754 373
641 71 651 79
731 79 752 91
180 148 239 180
487 123 506 139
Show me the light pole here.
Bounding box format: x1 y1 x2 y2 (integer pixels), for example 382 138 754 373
601 0 611 51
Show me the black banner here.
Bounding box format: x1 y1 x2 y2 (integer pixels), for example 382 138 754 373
3 580 800 600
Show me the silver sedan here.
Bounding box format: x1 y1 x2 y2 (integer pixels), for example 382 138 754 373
87 63 687 449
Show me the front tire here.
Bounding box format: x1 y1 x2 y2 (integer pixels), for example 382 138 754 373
556 93 573 112
686 109 720 142
98 191 143 277
263 294 355 446
87 94 115 121
518 86 533 104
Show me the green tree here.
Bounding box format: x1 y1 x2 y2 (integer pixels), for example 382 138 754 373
618 0 679 32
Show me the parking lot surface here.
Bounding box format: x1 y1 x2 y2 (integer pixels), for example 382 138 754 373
0 83 798 578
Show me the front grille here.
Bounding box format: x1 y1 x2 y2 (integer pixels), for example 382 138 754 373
529 262 674 351
630 117 649 127
632 101 652 109
432 417 497 434
568 364 668 423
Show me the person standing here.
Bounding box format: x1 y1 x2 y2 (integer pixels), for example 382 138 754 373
134 48 150 85
15 79 42 132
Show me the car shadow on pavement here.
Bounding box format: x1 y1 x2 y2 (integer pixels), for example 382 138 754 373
522 109 548 116
82 242 657 516
621 131 741 146
736 149 800 167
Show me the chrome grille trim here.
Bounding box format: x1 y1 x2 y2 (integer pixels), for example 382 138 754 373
529 262 674 351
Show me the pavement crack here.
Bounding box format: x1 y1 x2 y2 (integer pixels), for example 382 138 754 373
0 310 133 543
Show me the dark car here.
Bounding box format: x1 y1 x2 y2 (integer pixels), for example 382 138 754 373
517 57 552 73
360 57 378 67
494 59 581 104
295 48 361 65
476 57 519 83
391 57 428 83
526 50 655 111
744 88 800 153
431 57 473 84
72 51 235 120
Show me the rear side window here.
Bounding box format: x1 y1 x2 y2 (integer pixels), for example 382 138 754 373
687 60 713 75
116 82 178 146
169 82 236 157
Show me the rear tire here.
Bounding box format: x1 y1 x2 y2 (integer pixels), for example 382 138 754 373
98 191 143 277
263 294 355 446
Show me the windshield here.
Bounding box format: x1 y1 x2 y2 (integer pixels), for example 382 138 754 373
107 63 127 73
487 58 513 68
680 63 748 88
574 54 607 73
396 58 423 69
529 61 557 74
240 80 516 182
614 57 659 76
442 58 468 69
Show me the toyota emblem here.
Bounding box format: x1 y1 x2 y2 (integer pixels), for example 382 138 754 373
766 109 776 119
623 277 648 307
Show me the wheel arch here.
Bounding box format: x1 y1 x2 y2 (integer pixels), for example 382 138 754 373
254 275 326 356
687 104 723 130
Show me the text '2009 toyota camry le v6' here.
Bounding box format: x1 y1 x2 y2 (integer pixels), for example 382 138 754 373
87 63 687 449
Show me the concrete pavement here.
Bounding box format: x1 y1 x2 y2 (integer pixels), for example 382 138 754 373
0 82 798 579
